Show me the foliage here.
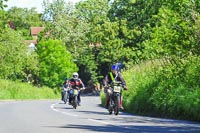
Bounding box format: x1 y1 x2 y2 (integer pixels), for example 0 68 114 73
5 7 43 39
41 0 94 82
108 0 200 60
0 26 39 80
75 0 138 80
100 89 106 106
0 10 7 28
121 57 200 121
142 6 196 59
42 0 88 51
96 21 138 71
0 0 8 10
36 39 78 88
0 79 59 99
75 0 110 24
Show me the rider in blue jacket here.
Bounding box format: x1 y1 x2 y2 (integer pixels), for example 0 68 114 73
104 65 128 110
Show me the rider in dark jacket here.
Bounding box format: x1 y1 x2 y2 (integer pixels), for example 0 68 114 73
61 78 70 101
104 65 128 110
69 72 85 106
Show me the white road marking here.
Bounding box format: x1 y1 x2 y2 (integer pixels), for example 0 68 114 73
50 103 78 117
60 111 79 117
50 102 119 126
50 102 200 131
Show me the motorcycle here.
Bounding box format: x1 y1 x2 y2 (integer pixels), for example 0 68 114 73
62 87 69 104
69 87 79 109
108 81 122 115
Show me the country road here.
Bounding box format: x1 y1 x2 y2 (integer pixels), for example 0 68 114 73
0 96 200 133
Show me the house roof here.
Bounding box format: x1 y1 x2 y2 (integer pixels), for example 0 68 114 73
30 27 44 36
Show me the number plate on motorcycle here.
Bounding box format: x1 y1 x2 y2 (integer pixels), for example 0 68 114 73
114 86 121 93
74 90 78 95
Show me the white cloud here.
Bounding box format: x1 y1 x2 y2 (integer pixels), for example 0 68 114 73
5 0 83 13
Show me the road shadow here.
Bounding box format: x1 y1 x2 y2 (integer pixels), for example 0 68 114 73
53 103 74 110
58 102 67 104
49 101 200 132
46 123 200 133
77 110 108 115
53 106 74 110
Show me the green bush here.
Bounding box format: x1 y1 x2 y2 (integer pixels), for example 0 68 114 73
100 89 106 106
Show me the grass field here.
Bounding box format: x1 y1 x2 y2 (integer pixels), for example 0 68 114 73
0 79 60 100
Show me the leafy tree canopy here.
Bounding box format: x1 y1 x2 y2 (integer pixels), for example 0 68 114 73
36 39 78 88
0 26 38 80
0 0 8 10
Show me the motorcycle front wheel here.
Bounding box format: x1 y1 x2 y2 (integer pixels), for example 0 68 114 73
63 92 68 104
114 95 120 115
108 97 113 115
73 96 78 109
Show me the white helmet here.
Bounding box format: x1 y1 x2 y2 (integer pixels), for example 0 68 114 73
73 72 79 79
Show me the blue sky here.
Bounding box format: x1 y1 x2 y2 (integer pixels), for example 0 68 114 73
5 0 82 13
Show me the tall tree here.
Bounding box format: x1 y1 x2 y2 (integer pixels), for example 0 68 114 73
42 0 89 55
0 10 7 28
42 0 93 82
74 0 111 82
0 26 39 80
6 7 43 39
140 0 200 59
108 0 200 60
76 0 138 77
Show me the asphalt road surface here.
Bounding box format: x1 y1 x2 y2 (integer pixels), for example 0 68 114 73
0 96 200 133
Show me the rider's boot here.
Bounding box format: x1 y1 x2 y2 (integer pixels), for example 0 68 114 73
120 99 124 110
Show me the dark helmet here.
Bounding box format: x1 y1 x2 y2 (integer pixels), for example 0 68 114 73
111 65 119 71
65 77 69 81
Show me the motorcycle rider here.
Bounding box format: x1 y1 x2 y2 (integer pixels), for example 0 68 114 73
69 72 85 106
104 65 128 110
61 78 71 102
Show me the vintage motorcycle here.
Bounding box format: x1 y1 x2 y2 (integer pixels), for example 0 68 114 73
69 87 79 109
62 86 70 104
108 81 122 115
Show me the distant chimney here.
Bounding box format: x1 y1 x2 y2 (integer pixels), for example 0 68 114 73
8 21 16 30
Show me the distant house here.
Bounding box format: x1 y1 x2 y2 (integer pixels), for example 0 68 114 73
30 27 45 40
24 27 45 46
